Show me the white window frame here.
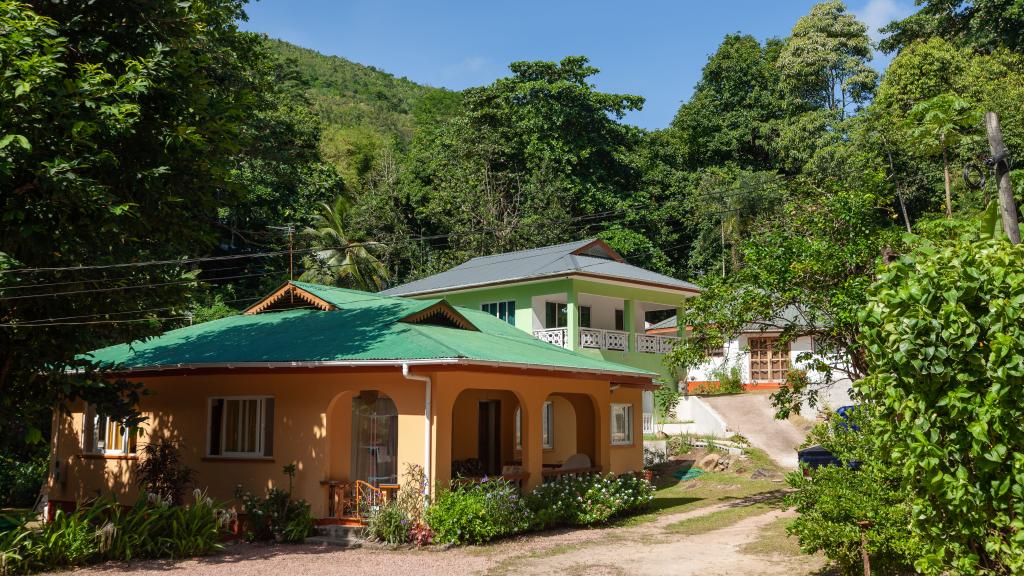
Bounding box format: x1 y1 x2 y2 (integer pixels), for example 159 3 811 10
85 408 134 455
480 300 516 324
611 403 634 446
207 396 272 458
515 401 554 450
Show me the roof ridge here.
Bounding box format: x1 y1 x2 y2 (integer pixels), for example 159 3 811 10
455 238 595 265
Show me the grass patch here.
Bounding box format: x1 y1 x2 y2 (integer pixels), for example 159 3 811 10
665 502 775 535
739 515 803 557
615 471 785 528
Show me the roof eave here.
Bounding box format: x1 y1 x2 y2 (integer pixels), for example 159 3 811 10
385 272 701 298
100 358 656 386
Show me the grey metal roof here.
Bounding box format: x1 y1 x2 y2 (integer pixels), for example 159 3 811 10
380 238 702 296
647 305 810 333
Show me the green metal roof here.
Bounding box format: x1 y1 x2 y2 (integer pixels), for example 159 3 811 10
85 281 655 379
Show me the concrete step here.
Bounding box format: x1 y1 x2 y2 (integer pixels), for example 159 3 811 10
304 535 364 548
306 524 367 548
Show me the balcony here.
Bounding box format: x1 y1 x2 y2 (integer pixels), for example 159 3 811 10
533 328 679 354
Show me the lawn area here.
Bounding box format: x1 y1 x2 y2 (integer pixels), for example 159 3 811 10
621 445 789 525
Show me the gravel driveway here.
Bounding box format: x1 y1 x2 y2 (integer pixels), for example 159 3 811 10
50 492 825 576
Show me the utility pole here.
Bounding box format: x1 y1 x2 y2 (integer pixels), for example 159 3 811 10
269 224 297 280
269 224 297 304
985 112 1021 245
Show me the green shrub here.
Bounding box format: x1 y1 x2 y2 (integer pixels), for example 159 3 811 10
666 433 693 456
234 464 313 543
525 473 653 530
366 501 408 545
859 239 1024 574
136 441 195 506
426 478 530 545
786 407 921 574
0 491 227 574
365 465 432 546
0 450 47 508
705 364 744 394
234 487 312 543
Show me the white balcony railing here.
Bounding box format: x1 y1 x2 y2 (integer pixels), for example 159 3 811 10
534 328 568 348
636 334 680 354
532 328 677 354
579 328 629 351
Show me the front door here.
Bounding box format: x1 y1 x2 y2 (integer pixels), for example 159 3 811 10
477 400 501 475
351 391 398 486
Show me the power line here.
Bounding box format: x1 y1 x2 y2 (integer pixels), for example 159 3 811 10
0 247 323 276
3 241 697 327
0 270 278 302
8 295 265 326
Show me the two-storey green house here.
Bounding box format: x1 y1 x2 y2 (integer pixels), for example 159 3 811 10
381 239 701 430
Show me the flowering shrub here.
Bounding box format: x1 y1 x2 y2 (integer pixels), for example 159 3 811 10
366 501 409 545
525 473 654 530
425 478 531 544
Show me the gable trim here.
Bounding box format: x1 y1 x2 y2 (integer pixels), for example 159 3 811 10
570 238 625 262
243 282 336 315
399 301 479 331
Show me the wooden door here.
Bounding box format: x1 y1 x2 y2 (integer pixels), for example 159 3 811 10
749 337 790 382
477 401 501 475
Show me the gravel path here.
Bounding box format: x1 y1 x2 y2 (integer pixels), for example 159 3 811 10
51 493 823 576
701 393 807 468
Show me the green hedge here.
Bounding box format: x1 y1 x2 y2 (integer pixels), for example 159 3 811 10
425 473 654 545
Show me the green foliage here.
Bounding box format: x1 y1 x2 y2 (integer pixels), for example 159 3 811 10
879 0 1024 55
524 473 654 531
366 501 409 545
0 0 269 447
234 487 313 543
0 493 226 574
399 56 645 271
136 441 195 506
786 408 922 573
0 448 46 507
671 34 788 170
425 478 530 545
777 1 878 115
670 187 903 416
857 239 1024 574
299 196 389 291
652 381 681 423
702 364 744 395
233 467 314 543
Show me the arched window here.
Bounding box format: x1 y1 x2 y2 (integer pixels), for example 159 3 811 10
351 392 398 486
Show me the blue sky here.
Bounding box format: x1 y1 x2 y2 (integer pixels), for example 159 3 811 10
240 0 916 130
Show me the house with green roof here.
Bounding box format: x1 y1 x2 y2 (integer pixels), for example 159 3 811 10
47 280 655 523
381 239 702 430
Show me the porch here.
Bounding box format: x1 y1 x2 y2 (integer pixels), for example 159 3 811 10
315 371 645 524
529 290 681 355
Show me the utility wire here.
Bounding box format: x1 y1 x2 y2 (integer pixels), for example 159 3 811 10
3 242 696 327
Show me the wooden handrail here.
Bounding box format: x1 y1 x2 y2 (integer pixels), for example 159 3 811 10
353 480 385 517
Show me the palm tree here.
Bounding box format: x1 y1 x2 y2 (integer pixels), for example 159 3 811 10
299 196 389 291
907 93 982 218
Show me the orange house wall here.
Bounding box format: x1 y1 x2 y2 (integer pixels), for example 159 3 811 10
48 367 645 514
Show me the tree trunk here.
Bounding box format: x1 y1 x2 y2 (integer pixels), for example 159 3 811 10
985 112 1021 244
943 147 953 218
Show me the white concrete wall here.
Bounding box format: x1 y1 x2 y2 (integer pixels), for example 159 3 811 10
668 396 730 437
688 334 820 383
685 333 854 415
